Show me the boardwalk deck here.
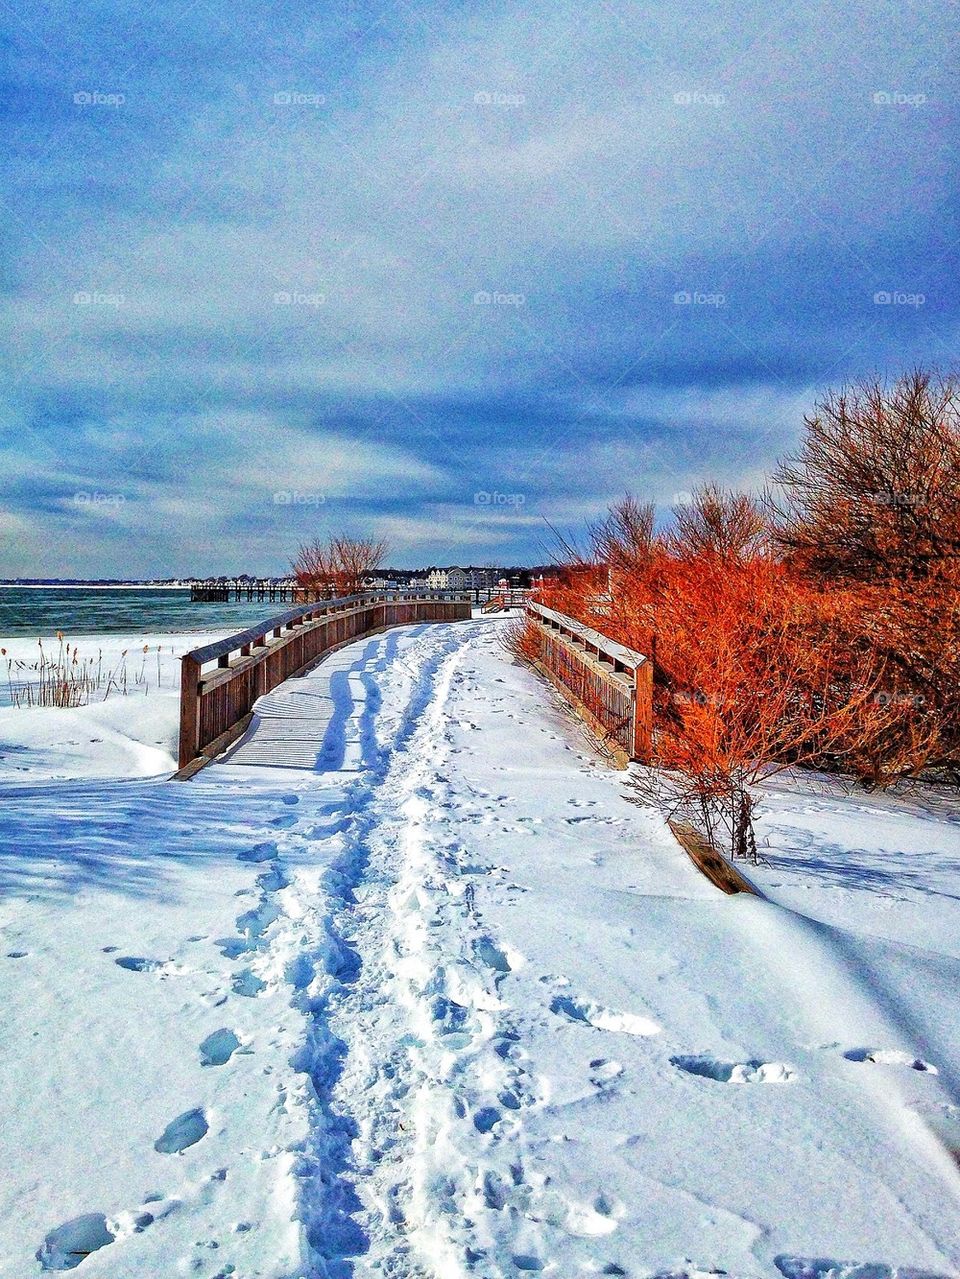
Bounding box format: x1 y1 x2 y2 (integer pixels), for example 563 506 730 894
217 646 366 771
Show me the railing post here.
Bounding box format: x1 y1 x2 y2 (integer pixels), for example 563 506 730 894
178 653 202 769
633 656 653 762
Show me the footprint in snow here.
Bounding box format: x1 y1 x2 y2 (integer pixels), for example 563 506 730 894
232 968 266 997
154 1108 208 1154
672 1053 796 1083
590 1057 624 1086
237 841 279 863
114 956 167 973
494 1029 521 1060
37 1215 116 1271
200 1028 241 1067
474 1106 502 1133
843 1047 938 1073
474 936 524 976
550 994 661 1037
36 1204 157 1269
216 937 251 960
482 1170 510 1210
565 1193 621 1237
776 1257 953 1279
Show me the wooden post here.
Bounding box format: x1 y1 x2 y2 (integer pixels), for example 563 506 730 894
633 656 653 762
178 654 202 769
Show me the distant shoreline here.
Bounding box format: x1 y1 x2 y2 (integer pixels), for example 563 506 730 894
0 584 195 591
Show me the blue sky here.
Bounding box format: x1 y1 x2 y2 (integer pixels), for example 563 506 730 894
1 0 957 576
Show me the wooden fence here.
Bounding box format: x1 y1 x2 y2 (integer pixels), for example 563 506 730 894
176 590 471 775
524 601 652 765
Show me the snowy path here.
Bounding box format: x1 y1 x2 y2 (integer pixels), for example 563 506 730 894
1 618 959 1277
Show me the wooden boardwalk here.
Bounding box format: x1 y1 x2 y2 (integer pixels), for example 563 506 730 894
175 590 653 778
176 592 471 776
217 645 370 771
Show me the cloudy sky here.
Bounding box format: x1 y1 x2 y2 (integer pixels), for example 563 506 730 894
2 0 956 576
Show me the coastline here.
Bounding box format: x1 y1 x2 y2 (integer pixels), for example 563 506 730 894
0 583 193 591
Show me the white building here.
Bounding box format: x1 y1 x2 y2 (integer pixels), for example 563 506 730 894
425 566 507 591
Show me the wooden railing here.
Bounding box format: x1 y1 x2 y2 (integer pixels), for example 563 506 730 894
524 601 652 765
480 588 533 613
175 590 471 775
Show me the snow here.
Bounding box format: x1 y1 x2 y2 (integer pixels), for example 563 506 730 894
0 631 222 779
0 617 958 1278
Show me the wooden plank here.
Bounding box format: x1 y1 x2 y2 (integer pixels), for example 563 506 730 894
668 821 763 897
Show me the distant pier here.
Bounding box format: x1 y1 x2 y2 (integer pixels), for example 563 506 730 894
190 580 310 603
189 579 535 606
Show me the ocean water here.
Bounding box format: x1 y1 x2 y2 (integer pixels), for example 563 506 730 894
0 588 290 638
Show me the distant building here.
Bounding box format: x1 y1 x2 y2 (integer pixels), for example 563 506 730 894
428 566 504 591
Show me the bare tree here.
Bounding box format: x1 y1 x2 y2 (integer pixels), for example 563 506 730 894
770 369 960 779
590 494 656 577
670 484 769 564
293 534 389 598
770 369 960 581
